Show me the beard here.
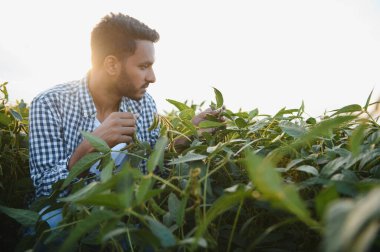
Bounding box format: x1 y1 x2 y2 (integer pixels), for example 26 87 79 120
116 68 144 101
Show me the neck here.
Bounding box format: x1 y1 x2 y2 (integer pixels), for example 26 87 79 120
88 70 121 122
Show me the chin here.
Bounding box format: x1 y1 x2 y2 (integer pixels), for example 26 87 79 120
125 90 146 101
129 94 144 101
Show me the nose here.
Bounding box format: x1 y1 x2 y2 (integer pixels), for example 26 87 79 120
146 68 156 84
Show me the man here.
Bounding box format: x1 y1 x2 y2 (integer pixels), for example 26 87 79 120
29 13 218 199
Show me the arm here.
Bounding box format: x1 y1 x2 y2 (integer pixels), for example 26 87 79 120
29 96 136 197
29 97 71 197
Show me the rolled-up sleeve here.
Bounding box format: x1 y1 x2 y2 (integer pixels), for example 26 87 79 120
29 96 70 197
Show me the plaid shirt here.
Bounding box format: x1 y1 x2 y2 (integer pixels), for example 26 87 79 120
29 75 159 198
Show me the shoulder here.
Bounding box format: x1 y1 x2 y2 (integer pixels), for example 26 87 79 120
31 80 81 107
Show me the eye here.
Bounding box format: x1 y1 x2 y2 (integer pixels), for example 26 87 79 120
139 64 149 70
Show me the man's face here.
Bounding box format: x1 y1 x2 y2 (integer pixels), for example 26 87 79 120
116 40 156 100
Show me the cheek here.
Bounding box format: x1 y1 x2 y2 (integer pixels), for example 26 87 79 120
131 71 146 85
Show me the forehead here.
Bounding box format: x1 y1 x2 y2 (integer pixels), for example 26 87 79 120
127 40 155 63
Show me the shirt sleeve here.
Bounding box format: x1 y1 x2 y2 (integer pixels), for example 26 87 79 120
145 93 160 148
29 95 70 198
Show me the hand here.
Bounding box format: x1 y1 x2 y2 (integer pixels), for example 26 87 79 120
173 107 225 152
192 107 225 136
92 112 136 148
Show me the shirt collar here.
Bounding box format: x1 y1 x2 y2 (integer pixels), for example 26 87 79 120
79 73 97 118
78 72 142 117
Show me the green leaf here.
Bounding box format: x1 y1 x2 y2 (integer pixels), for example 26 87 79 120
62 173 129 202
273 107 298 118
245 150 283 193
101 228 130 244
323 188 380 252
18 100 27 109
61 173 127 203
59 210 117 252
60 182 99 202
177 195 188 227
147 136 168 173
279 121 307 138
115 169 135 208
75 194 129 209
213 87 224 108
198 120 224 128
320 157 346 178
248 119 269 133
0 113 11 126
81 131 110 153
245 150 319 228
100 156 115 182
9 109 22 121
178 238 207 248
0 82 8 101
364 89 374 111
166 99 191 111
359 149 380 170
300 116 356 143
146 216 176 247
196 189 247 238
0 205 38 227
296 165 319 176
331 104 362 116
234 112 249 118
61 152 104 189
286 158 305 170
179 108 195 120
349 124 366 157
182 119 198 135
206 142 223 154
297 100 305 117
306 117 317 125
315 185 339 218
136 176 153 205
168 193 180 224
168 152 208 165
248 108 259 120
235 118 247 128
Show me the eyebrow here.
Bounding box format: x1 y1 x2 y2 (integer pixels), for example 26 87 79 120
139 61 154 66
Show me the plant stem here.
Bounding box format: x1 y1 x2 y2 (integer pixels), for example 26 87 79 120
247 218 298 251
152 173 184 195
203 162 211 221
227 199 243 252
126 227 135 252
199 159 227 183
115 150 148 160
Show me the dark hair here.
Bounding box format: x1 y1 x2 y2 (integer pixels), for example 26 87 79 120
91 13 159 67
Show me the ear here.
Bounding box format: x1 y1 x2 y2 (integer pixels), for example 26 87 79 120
103 55 121 76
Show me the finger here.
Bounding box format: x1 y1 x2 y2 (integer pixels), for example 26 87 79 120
118 118 136 127
120 126 136 136
121 135 133 144
111 112 135 119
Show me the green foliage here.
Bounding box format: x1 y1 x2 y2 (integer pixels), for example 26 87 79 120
0 82 33 251
1 85 380 251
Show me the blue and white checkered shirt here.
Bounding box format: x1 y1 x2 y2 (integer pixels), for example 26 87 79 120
29 75 159 198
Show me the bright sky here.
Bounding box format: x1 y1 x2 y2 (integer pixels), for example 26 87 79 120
1 0 380 117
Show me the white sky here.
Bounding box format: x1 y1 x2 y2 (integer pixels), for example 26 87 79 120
1 0 380 117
